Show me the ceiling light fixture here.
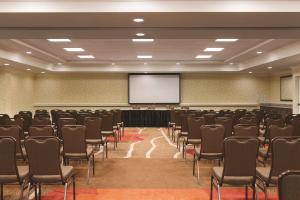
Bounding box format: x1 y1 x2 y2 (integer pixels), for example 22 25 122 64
132 39 154 42
47 39 71 42
57 62 62 65
26 51 32 54
195 55 212 59
176 62 180 65
136 33 145 37
249 71 253 74
216 39 239 42
26 68 31 71
204 48 224 52
64 48 85 52
137 55 152 59
268 66 273 69
4 63 10 66
112 63 115 65
133 18 144 23
229 62 234 65
257 51 263 54
41 71 46 74
77 55 95 59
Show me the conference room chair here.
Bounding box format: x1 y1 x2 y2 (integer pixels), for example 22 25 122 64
50 109 63 125
168 110 176 138
34 113 50 119
55 113 74 126
111 110 121 141
278 170 300 200
35 109 48 114
260 118 285 145
62 125 95 184
57 118 77 139
16 112 32 133
6 118 24 132
0 114 10 125
0 136 29 200
101 114 118 150
290 117 300 136
214 117 233 138
203 113 217 125
76 112 93 125
84 117 107 159
32 117 52 126
233 124 259 137
258 125 293 165
256 136 300 200
28 126 55 137
0 125 26 160
25 136 76 200
116 109 125 138
210 137 259 200
238 117 258 125
177 113 195 150
172 110 183 142
194 125 225 181
234 109 247 119
183 117 204 159
263 113 282 129
65 110 78 118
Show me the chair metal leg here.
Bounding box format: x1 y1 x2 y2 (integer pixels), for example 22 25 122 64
72 176 76 200
252 183 258 200
245 185 248 200
217 184 221 200
92 154 95 176
34 185 37 200
105 141 108 158
63 182 68 200
87 157 91 184
19 181 25 200
264 184 268 200
38 184 41 200
197 159 200 183
26 182 31 200
210 176 213 200
192 154 195 176
1 184 3 200
182 140 185 158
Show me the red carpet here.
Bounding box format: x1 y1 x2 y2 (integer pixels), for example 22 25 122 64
43 188 278 200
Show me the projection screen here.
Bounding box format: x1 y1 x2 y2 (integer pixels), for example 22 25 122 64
129 74 180 104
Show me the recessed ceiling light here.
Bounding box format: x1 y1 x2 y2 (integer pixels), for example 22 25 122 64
26 68 31 71
77 55 95 59
195 55 212 59
216 39 239 42
176 62 180 65
112 62 115 65
26 51 32 54
4 63 10 66
229 62 234 65
268 66 273 69
204 48 224 52
133 18 144 23
57 62 62 65
257 51 263 54
132 39 154 42
41 71 46 74
249 71 253 74
64 48 85 52
144 62 147 65
47 39 71 42
136 33 145 37
137 55 152 59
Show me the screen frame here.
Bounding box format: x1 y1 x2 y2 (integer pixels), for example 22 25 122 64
280 75 293 102
128 73 181 104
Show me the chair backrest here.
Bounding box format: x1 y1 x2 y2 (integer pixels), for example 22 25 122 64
84 117 102 140
187 117 205 140
25 137 63 179
238 117 257 125
203 113 217 125
0 125 23 156
215 117 233 138
180 114 195 132
62 125 87 155
200 124 224 154
266 118 284 127
101 114 113 132
221 137 259 183
269 125 294 141
29 126 54 137
234 124 259 137
76 112 93 125
290 117 300 136
32 117 51 126
270 137 300 181
278 170 300 200
0 136 20 182
170 110 176 123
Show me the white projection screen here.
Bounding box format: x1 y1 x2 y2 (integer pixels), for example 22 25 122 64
129 74 180 104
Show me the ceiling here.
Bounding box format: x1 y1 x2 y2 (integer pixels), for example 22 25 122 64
0 0 299 74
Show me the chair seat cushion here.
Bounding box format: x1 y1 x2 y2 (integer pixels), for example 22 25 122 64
186 139 201 144
0 166 29 184
212 167 254 185
64 147 94 158
86 139 104 145
101 131 114 136
178 132 188 137
256 167 278 184
32 166 73 183
195 148 223 159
